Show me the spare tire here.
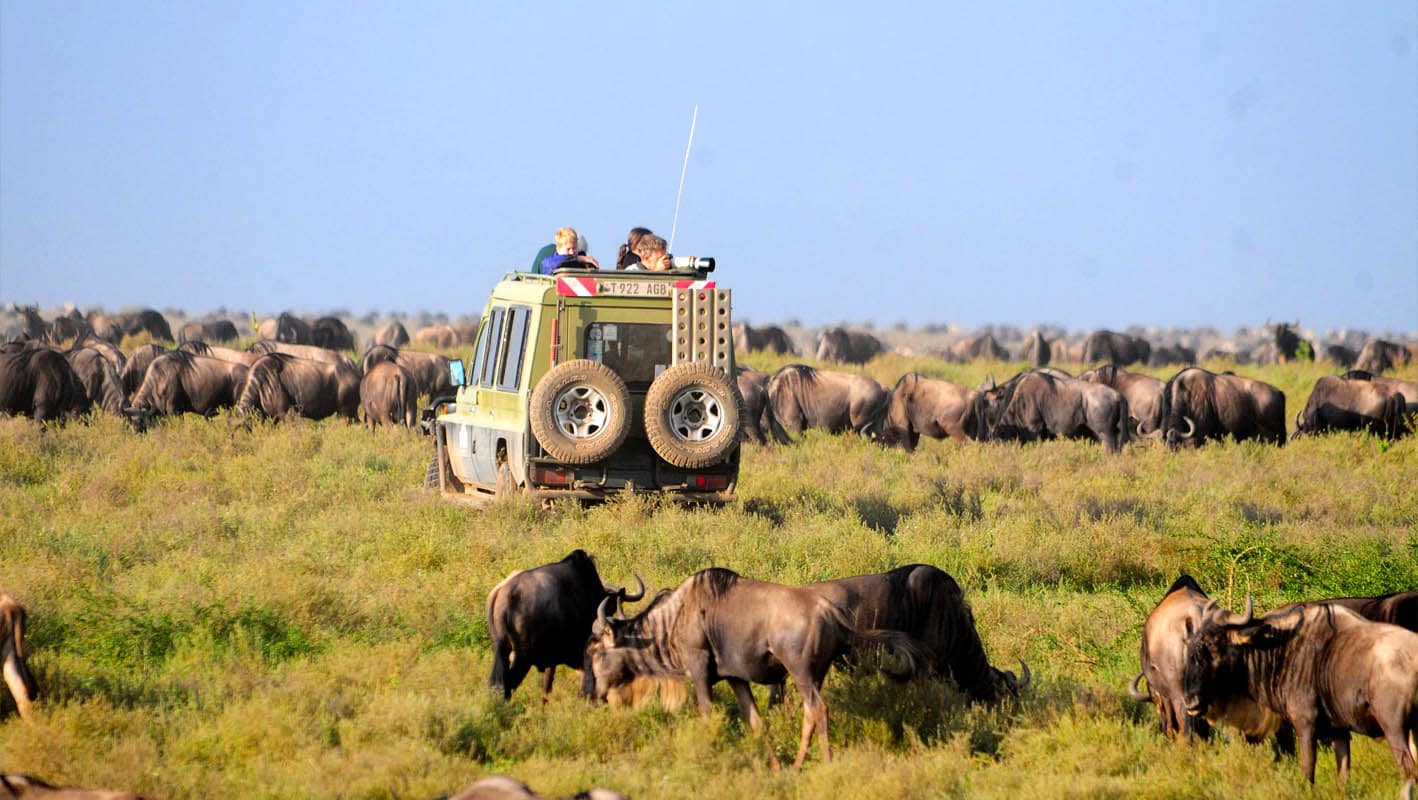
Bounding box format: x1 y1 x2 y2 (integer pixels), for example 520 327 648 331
530 359 632 465
644 363 744 469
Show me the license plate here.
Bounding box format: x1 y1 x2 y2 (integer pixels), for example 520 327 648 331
597 279 672 298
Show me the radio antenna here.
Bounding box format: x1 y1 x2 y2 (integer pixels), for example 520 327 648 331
668 104 698 252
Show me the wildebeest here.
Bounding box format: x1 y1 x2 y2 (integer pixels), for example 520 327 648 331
1147 367 1286 447
734 365 773 445
1 595 38 722
1270 322 1314 363
358 345 453 400
1319 343 1358 369
443 776 627 800
177 340 260 366
1355 339 1414 374
177 319 239 344
0 774 152 800
1082 330 1151 366
368 320 410 350
1147 343 1196 367
485 550 644 701
583 567 927 768
948 332 1009 362
64 347 126 416
1018 330 1051 368
309 316 355 351
732 323 796 355
236 352 360 421
1078 364 1164 438
46 312 91 345
1271 591 1418 634
1293 373 1407 440
258 312 312 345
71 335 125 373
84 312 124 345
359 361 418 428
118 344 167 401
879 372 978 449
108 309 172 343
1342 370 1418 417
974 369 1129 453
806 565 1028 705
414 324 458 349
815 327 884 365
125 350 251 428
765 365 890 440
250 339 357 371
1183 601 1418 794
0 348 90 422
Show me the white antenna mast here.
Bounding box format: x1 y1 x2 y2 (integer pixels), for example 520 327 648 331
668 104 698 252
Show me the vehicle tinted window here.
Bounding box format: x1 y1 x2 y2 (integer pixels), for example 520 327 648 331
497 306 530 390
479 307 505 387
584 323 672 385
469 316 492 386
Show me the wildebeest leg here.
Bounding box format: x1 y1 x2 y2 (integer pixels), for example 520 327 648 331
501 656 532 701
1381 724 1417 792
1295 719 1318 783
791 682 829 768
1 643 35 722
540 667 555 701
766 681 787 707
684 652 715 717
1332 732 1350 791
727 678 763 732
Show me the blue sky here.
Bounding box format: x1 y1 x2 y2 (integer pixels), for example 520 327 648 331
2 2 1415 332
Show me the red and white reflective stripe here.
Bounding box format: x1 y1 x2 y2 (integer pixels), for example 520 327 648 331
673 280 716 290
556 276 598 297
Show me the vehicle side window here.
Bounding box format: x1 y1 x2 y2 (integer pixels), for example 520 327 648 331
478 307 505 387
497 306 530 391
469 316 493 385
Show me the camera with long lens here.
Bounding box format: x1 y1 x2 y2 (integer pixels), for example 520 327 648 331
670 256 715 272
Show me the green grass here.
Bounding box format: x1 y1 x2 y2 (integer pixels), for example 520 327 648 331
1 357 1416 799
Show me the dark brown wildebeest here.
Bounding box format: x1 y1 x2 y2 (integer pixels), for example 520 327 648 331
765 364 890 440
236 352 360 421
1341 370 1418 418
0 348 90 422
413 324 458 349
177 319 239 344
177 340 260 366
1269 591 1418 634
948 332 1009 363
1147 367 1286 447
734 365 773 445
124 351 250 429
1078 364 1164 438
806 565 1028 705
486 550 644 701
368 320 410 350
1293 373 1407 440
444 776 627 800
0 774 153 800
732 323 797 356
358 345 453 400
11 306 49 341
250 339 357 371
64 347 126 416
257 312 312 345
1147 343 1196 367
1183 601 1418 794
119 344 168 402
1270 322 1314 363
974 369 1129 453
359 361 418 428
46 312 90 345
71 334 125 373
815 327 884 365
1355 339 1414 374
2 594 38 722
879 372 978 449
1319 344 1358 369
309 316 355 351
583 567 927 768
111 309 173 343
84 312 123 344
1082 330 1151 366
1018 330 1051 368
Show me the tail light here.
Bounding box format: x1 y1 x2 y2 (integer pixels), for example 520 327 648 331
533 466 573 487
690 474 730 491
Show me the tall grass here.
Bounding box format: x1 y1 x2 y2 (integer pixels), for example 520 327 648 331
1 357 1415 799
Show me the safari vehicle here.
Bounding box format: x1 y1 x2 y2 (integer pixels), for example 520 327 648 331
425 259 743 503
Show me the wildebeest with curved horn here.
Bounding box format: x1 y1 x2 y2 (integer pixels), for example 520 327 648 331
806 564 1028 705
236 352 360 421
1 594 38 722
0 348 90 422
359 361 418 428
734 365 774 445
1082 329 1151 366
879 373 979 449
974 369 1129 453
1078 364 1164 438
583 567 928 768
1148 367 1285 447
765 364 890 441
124 350 251 429
65 347 126 416
1293 373 1407 440
359 345 453 400
815 327 884 365
485 550 644 701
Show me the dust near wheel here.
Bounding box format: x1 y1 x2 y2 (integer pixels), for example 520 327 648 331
529 359 632 465
644 362 744 469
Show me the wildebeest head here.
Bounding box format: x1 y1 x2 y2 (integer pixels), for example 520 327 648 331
582 588 661 702
1180 596 1275 718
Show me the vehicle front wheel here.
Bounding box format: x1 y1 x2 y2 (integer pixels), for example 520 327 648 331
644 362 744 469
529 359 633 465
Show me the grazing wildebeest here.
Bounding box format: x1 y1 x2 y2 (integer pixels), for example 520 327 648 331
733 323 797 356
443 776 627 800
1 595 38 722
1319 344 1358 369
309 316 355 351
1147 367 1286 447
485 550 644 701
1018 330 1051 368
974 369 1129 453
806 565 1028 705
368 320 410 350
64 347 126 416
879 372 978 449
258 312 312 345
734 365 773 445
815 327 884 365
1341 371 1418 418
765 365 890 440
119 344 168 402
177 319 239 344
1078 364 1164 438
0 348 90 422
358 345 453 400
1270 322 1313 363
84 312 123 345
359 361 418 428
177 340 260 366
236 352 360 421
250 339 357 371
124 350 251 429
46 313 91 345
71 335 125 373
583 567 927 768
1082 330 1151 366
1356 339 1414 374
948 332 1009 362
1147 344 1196 367
1183 601 1418 794
110 309 173 343
414 324 458 349
1293 373 1407 440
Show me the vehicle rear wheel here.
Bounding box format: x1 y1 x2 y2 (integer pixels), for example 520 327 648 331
529 359 632 465
644 363 744 469
424 452 440 489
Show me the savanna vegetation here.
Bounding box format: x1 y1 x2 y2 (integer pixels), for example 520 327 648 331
1 353 1415 799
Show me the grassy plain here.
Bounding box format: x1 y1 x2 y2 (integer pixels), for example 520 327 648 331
1 355 1416 799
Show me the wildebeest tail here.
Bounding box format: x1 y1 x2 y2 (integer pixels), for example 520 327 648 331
484 573 520 695
1117 395 1130 448
846 626 932 680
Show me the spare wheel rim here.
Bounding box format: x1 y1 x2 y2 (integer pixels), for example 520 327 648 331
669 387 724 442
554 385 611 439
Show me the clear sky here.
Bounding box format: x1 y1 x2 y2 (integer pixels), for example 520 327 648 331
2 2 1415 333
